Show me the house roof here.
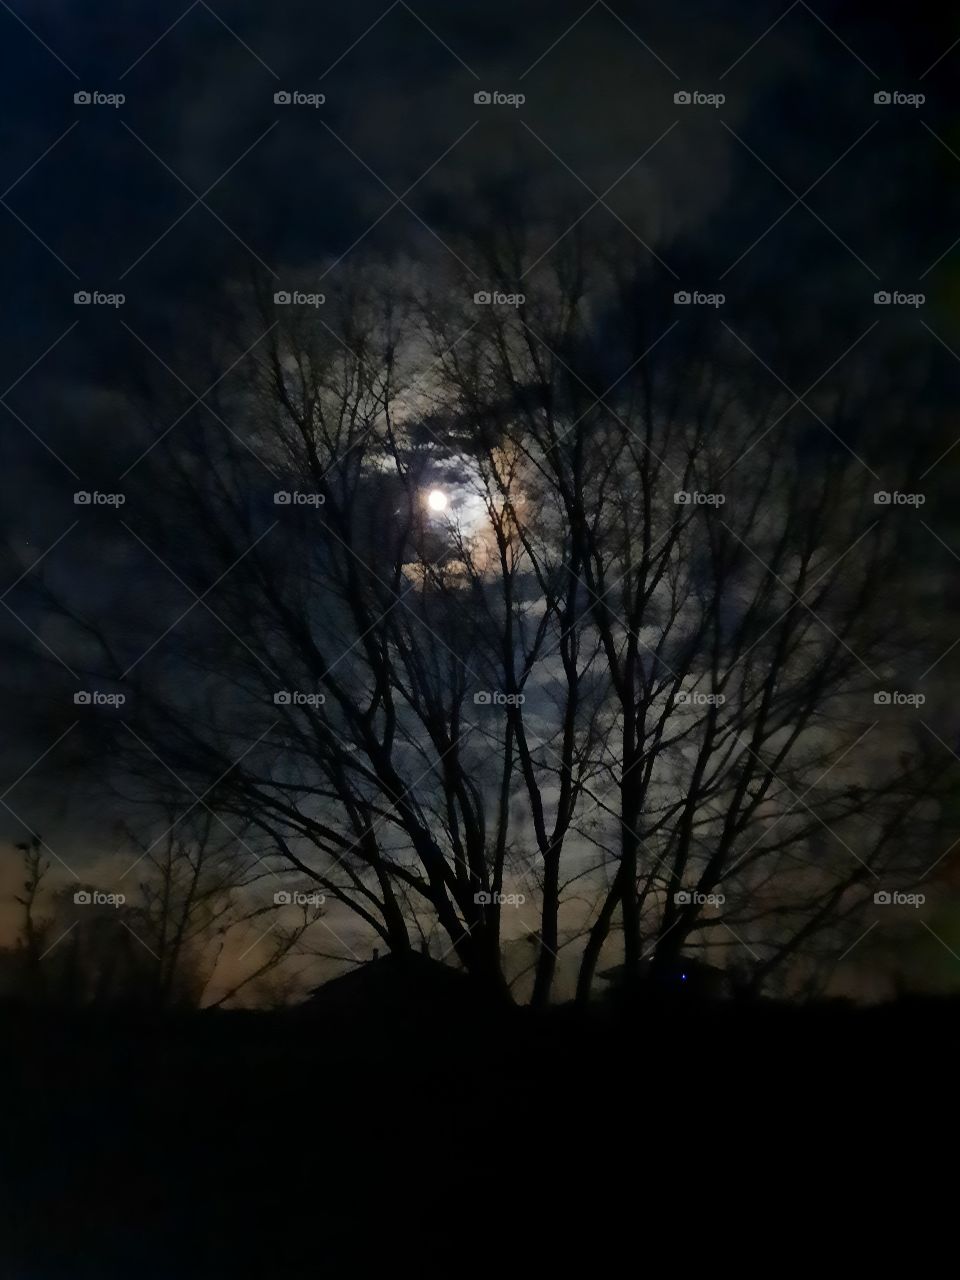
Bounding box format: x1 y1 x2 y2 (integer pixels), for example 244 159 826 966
299 950 470 1017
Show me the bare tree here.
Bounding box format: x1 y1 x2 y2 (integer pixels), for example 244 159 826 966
429 236 954 1000
3 813 310 1008
11 835 52 999
26 245 954 1007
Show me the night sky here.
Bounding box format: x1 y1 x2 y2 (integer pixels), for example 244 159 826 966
1 0 959 998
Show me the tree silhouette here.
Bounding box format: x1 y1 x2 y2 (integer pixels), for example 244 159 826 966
29 244 956 1004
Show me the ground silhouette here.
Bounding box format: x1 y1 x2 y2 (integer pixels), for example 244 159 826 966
1 983 953 1276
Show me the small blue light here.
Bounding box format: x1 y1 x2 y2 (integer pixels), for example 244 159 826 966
681 972 687 981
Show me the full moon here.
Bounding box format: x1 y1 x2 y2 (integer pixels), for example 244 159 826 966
427 489 448 512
